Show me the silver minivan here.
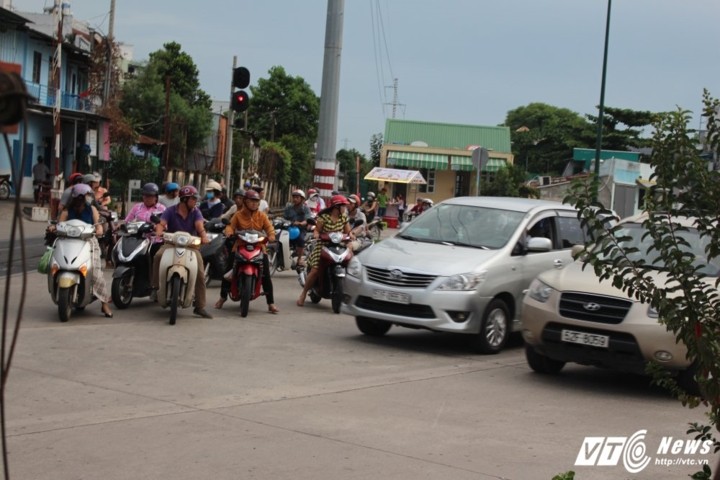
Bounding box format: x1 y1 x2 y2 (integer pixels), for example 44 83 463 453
342 197 586 353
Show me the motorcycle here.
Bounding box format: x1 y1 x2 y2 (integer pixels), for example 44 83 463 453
227 229 268 317
110 221 155 308
46 219 99 322
0 174 12 200
157 230 202 325
367 217 384 241
200 217 228 286
97 203 119 265
304 231 353 314
267 218 304 279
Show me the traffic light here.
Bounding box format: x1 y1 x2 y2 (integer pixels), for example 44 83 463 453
231 66 250 113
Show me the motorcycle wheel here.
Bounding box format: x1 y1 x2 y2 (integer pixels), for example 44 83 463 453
111 273 133 309
331 276 343 314
309 291 321 304
0 182 9 201
58 286 73 322
268 245 279 276
204 262 211 287
169 275 181 325
240 275 253 318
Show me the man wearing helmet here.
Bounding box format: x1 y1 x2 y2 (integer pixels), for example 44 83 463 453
152 185 213 319
283 190 312 266
199 179 225 220
159 182 180 208
361 192 378 222
251 185 269 214
297 194 353 306
305 188 326 216
221 189 244 222
215 190 279 314
125 183 166 223
56 183 114 318
346 194 367 251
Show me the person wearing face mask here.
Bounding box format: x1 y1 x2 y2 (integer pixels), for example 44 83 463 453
56 183 113 318
199 180 225 219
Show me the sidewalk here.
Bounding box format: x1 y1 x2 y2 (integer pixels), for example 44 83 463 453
0 198 50 239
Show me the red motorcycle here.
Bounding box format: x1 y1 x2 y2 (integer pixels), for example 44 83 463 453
307 231 353 313
228 229 268 317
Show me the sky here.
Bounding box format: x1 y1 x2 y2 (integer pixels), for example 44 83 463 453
10 0 720 157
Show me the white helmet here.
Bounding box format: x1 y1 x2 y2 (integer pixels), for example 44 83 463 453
366 192 376 199
206 180 222 192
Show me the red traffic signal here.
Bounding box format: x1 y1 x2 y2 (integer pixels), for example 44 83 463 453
231 90 249 112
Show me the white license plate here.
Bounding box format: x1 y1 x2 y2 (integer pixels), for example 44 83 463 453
561 329 610 348
372 289 410 304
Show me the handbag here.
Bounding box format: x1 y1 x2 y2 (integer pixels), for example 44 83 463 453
38 247 53 274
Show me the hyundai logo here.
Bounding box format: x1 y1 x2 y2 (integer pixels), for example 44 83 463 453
583 302 601 312
389 269 403 280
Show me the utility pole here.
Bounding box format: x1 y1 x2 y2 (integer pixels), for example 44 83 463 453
384 78 405 119
102 0 116 103
314 0 345 197
223 56 236 193
163 75 171 178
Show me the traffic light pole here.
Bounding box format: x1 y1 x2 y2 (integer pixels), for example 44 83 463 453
223 56 237 193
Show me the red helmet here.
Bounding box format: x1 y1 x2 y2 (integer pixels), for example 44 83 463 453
68 172 83 184
244 190 260 200
330 195 349 208
347 194 361 205
179 185 198 200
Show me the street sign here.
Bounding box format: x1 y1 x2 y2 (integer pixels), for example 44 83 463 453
129 179 141 189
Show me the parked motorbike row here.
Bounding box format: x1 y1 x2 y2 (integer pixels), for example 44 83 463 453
45 213 380 323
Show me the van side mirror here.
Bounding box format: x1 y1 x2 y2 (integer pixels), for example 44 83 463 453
527 237 552 252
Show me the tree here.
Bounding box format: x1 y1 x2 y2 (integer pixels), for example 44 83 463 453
480 164 527 197
370 133 383 167
108 145 158 215
336 148 370 194
565 90 720 479
586 106 658 152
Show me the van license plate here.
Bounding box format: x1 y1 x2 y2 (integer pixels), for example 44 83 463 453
561 329 610 348
372 289 410 304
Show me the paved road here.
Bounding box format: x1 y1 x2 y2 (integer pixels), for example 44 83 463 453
0 264 714 480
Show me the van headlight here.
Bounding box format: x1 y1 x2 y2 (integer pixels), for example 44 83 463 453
437 271 487 291
347 257 362 278
527 278 554 303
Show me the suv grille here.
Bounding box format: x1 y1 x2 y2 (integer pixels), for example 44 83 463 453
559 292 632 324
365 266 436 288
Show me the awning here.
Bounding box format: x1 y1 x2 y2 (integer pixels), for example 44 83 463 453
364 167 427 184
483 158 506 172
450 155 473 171
387 151 448 170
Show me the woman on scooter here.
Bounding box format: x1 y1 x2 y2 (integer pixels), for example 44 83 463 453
125 182 166 255
56 183 113 318
215 190 279 314
297 195 353 307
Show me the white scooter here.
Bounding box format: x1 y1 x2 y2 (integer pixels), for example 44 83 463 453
46 219 98 322
157 231 201 325
267 218 305 280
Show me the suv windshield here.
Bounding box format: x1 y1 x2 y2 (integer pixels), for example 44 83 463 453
399 204 525 249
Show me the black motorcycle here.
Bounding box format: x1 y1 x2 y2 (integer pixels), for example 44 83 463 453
200 218 228 286
0 174 11 201
111 221 156 308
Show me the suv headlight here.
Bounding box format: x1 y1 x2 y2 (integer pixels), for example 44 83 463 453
347 257 362 278
527 278 554 303
436 271 487 291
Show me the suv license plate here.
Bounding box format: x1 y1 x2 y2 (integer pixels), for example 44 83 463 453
561 329 610 348
372 289 410 304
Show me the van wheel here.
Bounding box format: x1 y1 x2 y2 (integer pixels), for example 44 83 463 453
525 345 565 374
356 317 391 336
676 362 701 397
470 299 510 354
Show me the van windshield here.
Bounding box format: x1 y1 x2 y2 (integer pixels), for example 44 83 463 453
399 204 525 249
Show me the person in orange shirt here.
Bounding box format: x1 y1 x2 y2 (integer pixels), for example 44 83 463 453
215 190 279 314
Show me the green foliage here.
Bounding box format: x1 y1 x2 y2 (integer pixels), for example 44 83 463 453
108 145 158 192
564 90 720 478
551 472 574 480
480 164 526 197
336 148 370 193
147 41 211 109
586 106 659 151
257 140 292 189
370 133 383 167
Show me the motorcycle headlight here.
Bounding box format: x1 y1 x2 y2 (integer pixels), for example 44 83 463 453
176 235 189 247
527 278 555 303
328 232 343 244
347 257 362 278
66 225 82 238
436 271 487 291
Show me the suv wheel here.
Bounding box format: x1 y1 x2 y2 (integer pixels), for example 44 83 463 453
356 317 392 337
470 299 510 354
525 345 565 374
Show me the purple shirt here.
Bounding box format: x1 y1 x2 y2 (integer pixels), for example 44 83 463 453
161 204 204 235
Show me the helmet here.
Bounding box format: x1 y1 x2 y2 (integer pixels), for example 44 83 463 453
422 198 434 206
347 194 361 205
71 183 93 198
251 185 264 193
366 192 376 199
291 189 306 199
206 180 222 192
288 225 301 241
165 182 179 193
83 173 97 184
244 190 260 200
179 185 199 200
244 180 252 188
68 172 84 184
307 188 318 197
330 194 349 208
141 182 159 196
233 189 245 198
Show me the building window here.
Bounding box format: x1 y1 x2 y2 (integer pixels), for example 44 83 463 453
32 51 42 84
419 169 435 193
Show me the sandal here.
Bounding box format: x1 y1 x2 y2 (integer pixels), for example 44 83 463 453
268 304 280 314
214 297 226 309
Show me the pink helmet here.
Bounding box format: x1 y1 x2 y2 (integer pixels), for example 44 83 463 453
330 194 349 208
179 185 198 200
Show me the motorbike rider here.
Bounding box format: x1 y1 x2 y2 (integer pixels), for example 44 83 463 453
361 192 378 222
346 194 367 251
283 189 312 267
55 183 114 318
199 180 225 220
252 185 270 214
125 182 166 255
306 188 326 216
159 182 180 208
221 189 244 221
57 172 85 218
215 190 279 314
297 195 353 307
151 185 213 319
